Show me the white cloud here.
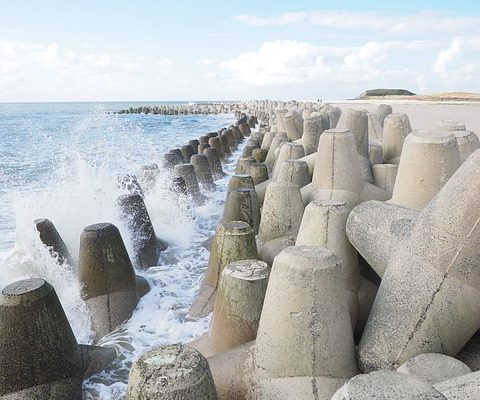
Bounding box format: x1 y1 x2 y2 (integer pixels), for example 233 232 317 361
234 10 480 36
434 39 462 77
0 40 150 101
210 37 480 98
157 58 172 67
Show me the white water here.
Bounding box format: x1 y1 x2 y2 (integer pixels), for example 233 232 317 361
0 103 239 399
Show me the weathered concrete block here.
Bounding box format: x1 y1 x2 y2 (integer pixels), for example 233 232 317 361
79 223 138 341
0 279 82 399
126 344 217 400
390 129 461 209
359 150 480 372
190 221 257 318
332 371 446 399
383 113 412 164
117 193 164 269
433 371 480 399
34 218 73 266
191 154 216 191
397 353 472 384
375 103 393 127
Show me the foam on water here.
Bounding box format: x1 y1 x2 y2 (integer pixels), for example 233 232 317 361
0 102 239 399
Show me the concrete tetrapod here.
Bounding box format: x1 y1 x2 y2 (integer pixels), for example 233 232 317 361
227 174 255 195
264 132 288 174
239 122 251 137
332 371 446 400
433 371 480 399
396 353 472 385
375 103 393 127
307 129 364 209
208 137 225 160
372 163 398 194
174 163 206 204
235 157 256 175
0 278 82 399
276 159 310 188
271 142 305 181
191 154 216 191
337 109 369 159
346 200 420 278
390 129 461 209
302 112 329 155
367 112 383 142
189 221 257 318
251 148 268 163
382 113 412 164
34 218 73 266
257 181 304 265
369 140 383 165
223 188 261 234
358 149 480 372
219 134 231 156
437 120 480 162
190 260 269 358
204 148 224 180
296 200 360 327
181 144 195 163
248 162 269 185
79 223 138 341
117 193 164 269
252 246 358 399
126 344 217 400
283 110 303 141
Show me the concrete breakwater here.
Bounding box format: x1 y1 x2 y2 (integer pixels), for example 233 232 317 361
115 102 241 116
3 99 480 399
122 99 480 399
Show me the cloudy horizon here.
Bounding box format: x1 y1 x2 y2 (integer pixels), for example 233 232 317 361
1 1 479 102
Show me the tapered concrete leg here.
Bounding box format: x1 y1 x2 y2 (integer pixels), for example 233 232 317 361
191 154 216 190
271 142 305 181
223 188 261 234
204 148 225 180
117 193 163 269
310 129 363 209
276 160 310 188
346 200 419 278
332 371 446 399
254 246 358 399
372 164 398 194
210 260 269 354
337 109 369 159
303 113 329 155
227 174 255 194
375 103 392 127
265 132 288 173
359 150 480 372
396 353 471 384
126 344 217 400
390 130 461 209
79 223 138 341
433 371 480 399
382 113 412 164
34 218 73 266
296 200 360 326
190 221 258 317
249 163 269 185
0 279 82 399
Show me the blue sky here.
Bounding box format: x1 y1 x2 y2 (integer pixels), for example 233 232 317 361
1 1 479 101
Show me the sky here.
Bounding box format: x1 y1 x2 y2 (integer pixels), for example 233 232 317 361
1 0 480 101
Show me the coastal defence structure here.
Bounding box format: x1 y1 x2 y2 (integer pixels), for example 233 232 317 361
5 99 480 399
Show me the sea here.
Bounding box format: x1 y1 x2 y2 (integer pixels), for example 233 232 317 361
0 101 240 399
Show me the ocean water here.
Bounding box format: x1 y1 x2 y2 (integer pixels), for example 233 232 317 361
0 102 239 399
